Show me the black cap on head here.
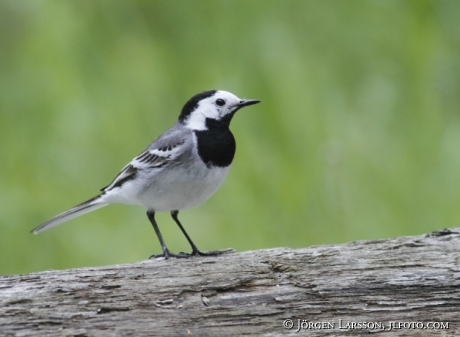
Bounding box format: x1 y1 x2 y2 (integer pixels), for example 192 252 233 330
178 90 217 122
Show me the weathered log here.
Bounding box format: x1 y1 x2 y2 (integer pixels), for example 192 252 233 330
1 229 460 336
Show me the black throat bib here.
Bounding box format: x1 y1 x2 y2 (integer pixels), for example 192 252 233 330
194 117 236 168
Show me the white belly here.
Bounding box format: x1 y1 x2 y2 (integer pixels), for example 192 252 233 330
134 162 230 212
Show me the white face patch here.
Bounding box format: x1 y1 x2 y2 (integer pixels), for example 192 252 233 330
184 90 242 131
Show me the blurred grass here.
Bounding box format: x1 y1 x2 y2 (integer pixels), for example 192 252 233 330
1 0 460 275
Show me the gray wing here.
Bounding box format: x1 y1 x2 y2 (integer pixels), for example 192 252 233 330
101 123 192 192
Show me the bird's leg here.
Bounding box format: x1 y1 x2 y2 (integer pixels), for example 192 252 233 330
171 210 222 257
147 210 188 259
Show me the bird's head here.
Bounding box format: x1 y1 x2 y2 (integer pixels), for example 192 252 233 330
178 90 260 130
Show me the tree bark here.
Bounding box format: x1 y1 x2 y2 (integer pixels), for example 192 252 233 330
1 229 460 336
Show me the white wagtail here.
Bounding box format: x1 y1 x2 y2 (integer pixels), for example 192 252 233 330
32 90 260 259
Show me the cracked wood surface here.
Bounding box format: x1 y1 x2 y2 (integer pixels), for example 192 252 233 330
1 229 460 336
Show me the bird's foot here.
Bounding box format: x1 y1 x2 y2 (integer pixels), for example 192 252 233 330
189 249 224 257
149 249 190 260
149 248 235 260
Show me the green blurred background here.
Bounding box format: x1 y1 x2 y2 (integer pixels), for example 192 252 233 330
1 0 460 275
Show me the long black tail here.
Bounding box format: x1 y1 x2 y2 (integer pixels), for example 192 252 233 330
31 195 108 234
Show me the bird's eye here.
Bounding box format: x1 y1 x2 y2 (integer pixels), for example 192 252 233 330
216 99 226 106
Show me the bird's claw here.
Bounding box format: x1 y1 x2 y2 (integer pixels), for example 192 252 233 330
149 249 223 260
149 249 190 260
190 249 223 257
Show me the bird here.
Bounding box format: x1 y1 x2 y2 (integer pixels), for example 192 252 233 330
31 90 261 259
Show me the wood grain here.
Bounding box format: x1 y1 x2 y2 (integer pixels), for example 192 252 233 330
1 229 460 336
